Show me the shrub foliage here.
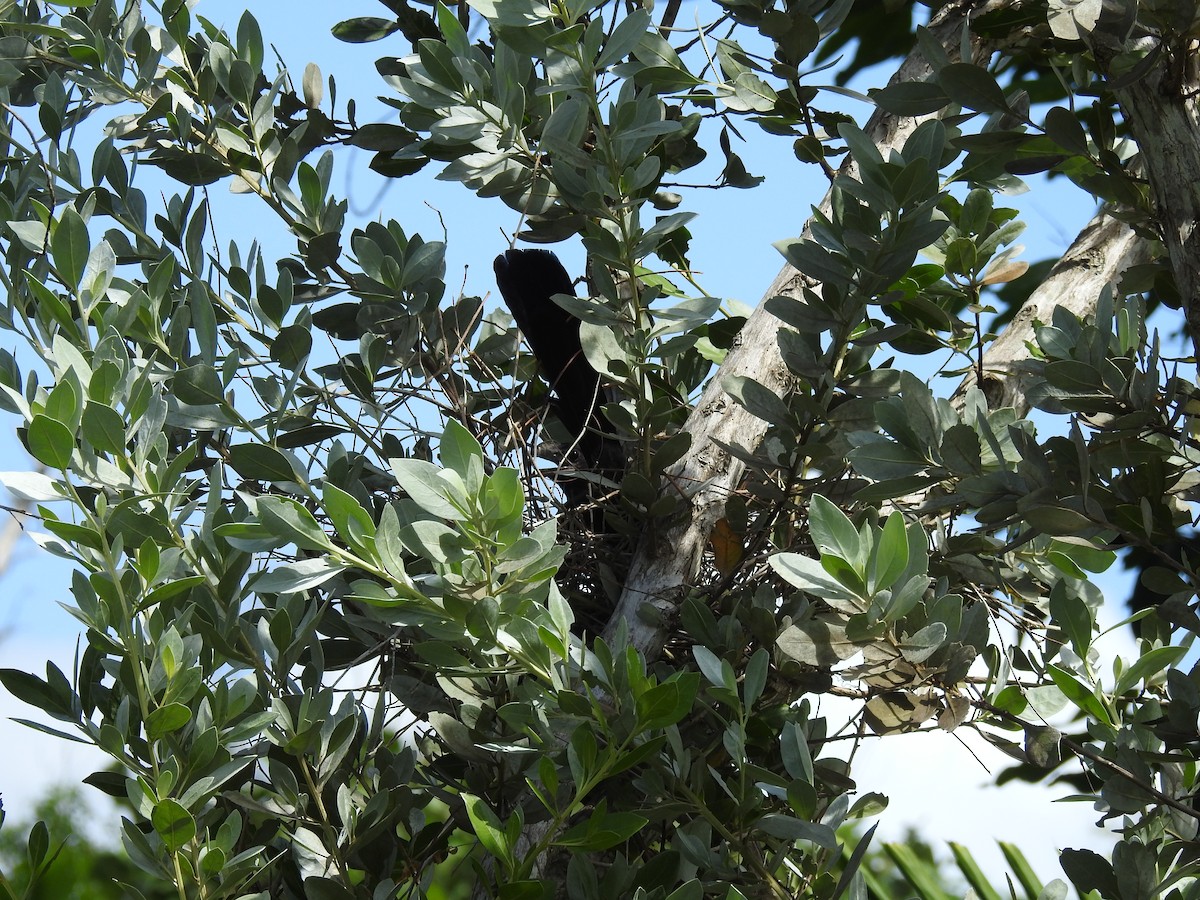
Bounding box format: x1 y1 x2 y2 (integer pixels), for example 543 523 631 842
1 0 1199 897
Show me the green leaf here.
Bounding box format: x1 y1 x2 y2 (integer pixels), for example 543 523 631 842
777 619 861 665
0 666 77 722
770 553 864 612
403 519 466 564
376 504 409 582
436 1 470 55
635 676 697 731
215 521 288 552
1043 106 1088 155
1047 0 1102 39
1047 537 1115 576
303 878 357 900
809 494 863 569
773 237 851 285
870 511 909 592
0 470 64 502
1021 503 1096 536
498 883 549 900
725 72 776 112
781 722 815 783
25 819 50 871
898 623 947 663
483 467 524 526
693 645 735 690
847 438 929 479
27 414 74 469
882 575 927 623
632 30 694 81
1043 359 1103 392
152 799 196 853
1113 646 1187 696
275 423 348 449
539 97 587 162
755 814 836 848
580 320 630 377
142 576 207 609
462 793 510 864
743 647 769 707
390 458 463 519
350 123 419 151
236 10 264 70
147 149 229 185
1048 582 1093 658
557 810 648 850
884 840 955 899
1024 724 1062 769
255 496 335 552
863 690 939 734
52 206 89 289
948 842 1004 900
44 378 81 427
270 324 312 370
724 375 791 425
146 702 192 738
173 365 225 405
651 432 692 472
938 62 1010 113
1059 848 1119 898
81 402 125 455
322 483 376 552
838 122 884 168
871 81 951 117
10 718 89 744
607 735 667 777
665 881 704 900
833 824 878 900
597 8 651 68
332 16 401 42
1046 665 1113 726
998 842 1044 899
228 443 298 483
8 218 49 253
440 419 484 494
940 423 982 474
254 558 347 594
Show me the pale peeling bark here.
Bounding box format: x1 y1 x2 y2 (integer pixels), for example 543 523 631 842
953 210 1152 417
603 265 806 655
605 0 991 658
1097 38 1200 363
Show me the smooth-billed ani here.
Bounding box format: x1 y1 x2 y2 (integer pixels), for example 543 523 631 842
493 249 621 500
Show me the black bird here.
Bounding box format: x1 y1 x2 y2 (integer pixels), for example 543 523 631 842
495 248 628 633
493 249 620 502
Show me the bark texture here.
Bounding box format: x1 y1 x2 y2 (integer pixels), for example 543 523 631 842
953 210 1152 417
1098 36 1200 362
605 0 992 657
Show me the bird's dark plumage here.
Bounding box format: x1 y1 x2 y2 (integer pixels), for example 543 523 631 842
494 249 601 443
494 249 622 488
495 249 627 633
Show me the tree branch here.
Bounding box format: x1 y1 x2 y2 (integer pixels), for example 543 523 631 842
1091 34 1200 363
952 208 1152 417
975 698 1200 824
606 0 992 658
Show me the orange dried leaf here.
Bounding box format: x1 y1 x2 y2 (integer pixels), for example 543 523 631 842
710 517 743 577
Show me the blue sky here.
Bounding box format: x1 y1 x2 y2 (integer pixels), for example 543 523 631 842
0 0 1140 883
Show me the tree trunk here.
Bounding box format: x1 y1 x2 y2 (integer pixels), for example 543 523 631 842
1095 35 1200 362
953 210 1151 417
606 0 997 657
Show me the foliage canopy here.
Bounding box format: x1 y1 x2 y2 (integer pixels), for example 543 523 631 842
1 0 1199 897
